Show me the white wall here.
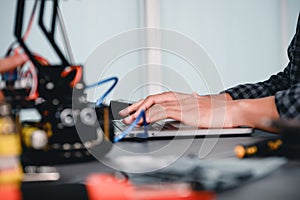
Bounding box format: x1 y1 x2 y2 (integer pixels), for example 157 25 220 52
0 0 140 61
0 0 143 101
0 0 299 101
159 0 300 94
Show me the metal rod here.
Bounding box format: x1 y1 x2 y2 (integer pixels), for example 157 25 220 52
57 5 75 64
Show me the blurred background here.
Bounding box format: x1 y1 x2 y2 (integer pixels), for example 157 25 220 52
0 0 299 102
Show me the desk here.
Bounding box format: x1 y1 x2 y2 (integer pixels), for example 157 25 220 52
22 130 300 200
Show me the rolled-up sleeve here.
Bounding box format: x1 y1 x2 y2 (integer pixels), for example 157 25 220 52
224 72 290 100
275 83 300 119
222 13 300 119
223 64 292 100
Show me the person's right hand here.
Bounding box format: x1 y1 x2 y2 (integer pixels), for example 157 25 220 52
119 91 232 128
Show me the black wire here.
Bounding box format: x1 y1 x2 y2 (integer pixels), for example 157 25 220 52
5 41 18 57
5 0 38 57
23 0 38 39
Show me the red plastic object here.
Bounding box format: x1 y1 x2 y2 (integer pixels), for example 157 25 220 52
0 184 21 200
61 66 82 88
86 174 215 200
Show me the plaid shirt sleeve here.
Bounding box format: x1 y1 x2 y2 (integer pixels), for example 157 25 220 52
223 13 300 119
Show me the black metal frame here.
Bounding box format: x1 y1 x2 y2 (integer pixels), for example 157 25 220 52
12 0 115 166
14 0 70 67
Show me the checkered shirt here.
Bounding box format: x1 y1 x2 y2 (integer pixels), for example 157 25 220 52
224 13 300 120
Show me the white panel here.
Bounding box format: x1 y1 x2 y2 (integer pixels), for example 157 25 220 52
142 0 162 95
1 1 299 100
159 0 300 94
0 0 142 102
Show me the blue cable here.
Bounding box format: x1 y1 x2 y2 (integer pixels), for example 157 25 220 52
86 76 148 142
86 77 118 106
114 110 148 143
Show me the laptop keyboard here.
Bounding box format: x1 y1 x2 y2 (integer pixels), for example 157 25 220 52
113 120 165 132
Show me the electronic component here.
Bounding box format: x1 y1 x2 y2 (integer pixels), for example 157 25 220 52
0 102 23 200
234 138 283 158
0 0 115 166
22 125 49 150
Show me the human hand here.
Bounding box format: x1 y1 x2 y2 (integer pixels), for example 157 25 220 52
0 54 28 73
0 53 29 100
119 91 232 128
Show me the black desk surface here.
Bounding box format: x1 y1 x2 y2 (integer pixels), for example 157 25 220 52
22 130 300 200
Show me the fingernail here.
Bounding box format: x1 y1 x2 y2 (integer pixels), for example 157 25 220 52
146 116 150 124
123 116 131 123
119 109 127 116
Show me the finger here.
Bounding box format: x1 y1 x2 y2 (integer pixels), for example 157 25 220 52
119 92 176 116
127 103 168 126
119 99 144 116
122 92 182 124
132 92 178 119
0 54 29 73
123 101 172 125
124 99 182 126
145 103 169 124
157 98 201 125
122 110 148 125
122 114 136 124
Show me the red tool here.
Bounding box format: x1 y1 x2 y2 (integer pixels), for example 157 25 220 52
86 174 215 200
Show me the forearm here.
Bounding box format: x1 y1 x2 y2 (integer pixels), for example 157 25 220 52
219 93 233 100
228 96 279 132
201 93 233 101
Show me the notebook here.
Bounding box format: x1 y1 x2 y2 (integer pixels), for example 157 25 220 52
110 100 253 139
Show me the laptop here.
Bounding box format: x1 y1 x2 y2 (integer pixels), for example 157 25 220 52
110 100 253 139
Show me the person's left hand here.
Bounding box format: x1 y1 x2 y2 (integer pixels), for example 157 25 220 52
0 53 29 100
0 54 28 73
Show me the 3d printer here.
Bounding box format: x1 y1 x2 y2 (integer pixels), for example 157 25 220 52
1 0 115 167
